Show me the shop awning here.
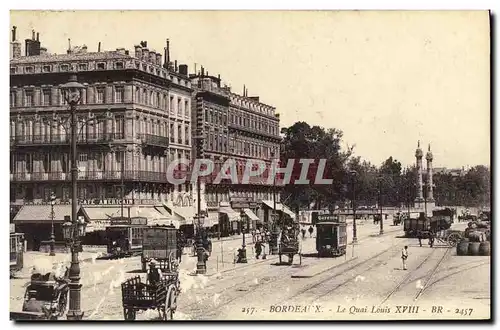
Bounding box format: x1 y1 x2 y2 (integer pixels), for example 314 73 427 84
261 201 296 220
204 212 219 228
13 205 77 223
82 207 122 221
243 208 260 221
219 207 240 221
172 207 196 225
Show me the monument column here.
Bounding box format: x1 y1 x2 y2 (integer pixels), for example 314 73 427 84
415 141 424 209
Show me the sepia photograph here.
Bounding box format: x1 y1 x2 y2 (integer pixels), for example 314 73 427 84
7 9 491 321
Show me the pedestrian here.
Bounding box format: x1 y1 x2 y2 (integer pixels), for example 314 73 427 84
417 232 423 247
308 226 314 238
429 232 435 248
176 231 184 263
301 228 306 239
255 240 263 259
401 246 408 270
147 259 162 286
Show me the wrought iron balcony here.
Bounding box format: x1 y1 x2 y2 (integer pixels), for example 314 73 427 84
10 133 126 146
137 133 169 147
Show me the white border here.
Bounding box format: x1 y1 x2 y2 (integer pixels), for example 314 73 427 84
3 2 499 330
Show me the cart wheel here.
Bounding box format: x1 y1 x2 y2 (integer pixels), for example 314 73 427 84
278 253 282 264
299 253 302 265
447 233 461 247
164 286 177 321
58 288 69 317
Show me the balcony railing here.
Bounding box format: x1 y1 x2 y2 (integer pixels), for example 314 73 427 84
137 134 169 147
228 123 280 140
10 133 126 146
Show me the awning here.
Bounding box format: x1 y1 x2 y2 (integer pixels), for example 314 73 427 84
82 207 122 221
261 201 296 220
13 205 76 223
204 212 219 228
243 208 260 221
155 206 172 218
171 207 196 225
219 207 240 221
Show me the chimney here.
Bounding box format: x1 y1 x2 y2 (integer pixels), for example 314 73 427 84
174 60 178 72
32 30 35 40
11 26 21 59
243 85 246 96
36 32 39 41
116 47 126 55
98 42 101 52
67 38 72 54
142 47 149 62
201 66 205 76
125 50 129 55
218 74 221 87
12 26 16 42
178 64 188 76
166 39 170 67
134 44 142 59
156 52 162 66
81 45 88 53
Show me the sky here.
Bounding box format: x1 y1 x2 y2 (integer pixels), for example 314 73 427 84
9 10 491 169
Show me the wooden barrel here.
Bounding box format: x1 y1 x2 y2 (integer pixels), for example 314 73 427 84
468 231 484 242
479 241 490 256
468 242 481 256
456 241 469 256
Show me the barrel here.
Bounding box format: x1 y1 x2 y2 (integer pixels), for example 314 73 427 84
468 242 481 256
468 231 484 242
479 241 490 256
456 241 469 256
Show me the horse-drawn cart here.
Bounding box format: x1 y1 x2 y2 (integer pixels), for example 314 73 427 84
121 272 179 321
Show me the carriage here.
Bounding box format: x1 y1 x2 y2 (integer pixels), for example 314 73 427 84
405 212 461 246
105 217 148 259
121 272 179 321
11 271 70 320
315 215 347 257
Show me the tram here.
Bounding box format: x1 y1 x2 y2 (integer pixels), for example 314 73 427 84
105 216 148 258
10 228 24 277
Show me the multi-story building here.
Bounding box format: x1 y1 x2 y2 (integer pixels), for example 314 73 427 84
9 28 194 248
190 69 293 236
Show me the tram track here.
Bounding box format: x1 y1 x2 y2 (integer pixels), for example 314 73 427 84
413 248 451 301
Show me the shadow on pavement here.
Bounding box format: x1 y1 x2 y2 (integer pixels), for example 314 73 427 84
301 253 319 258
127 269 144 274
272 262 293 266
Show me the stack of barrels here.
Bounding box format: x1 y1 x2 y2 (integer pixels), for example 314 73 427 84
457 223 490 256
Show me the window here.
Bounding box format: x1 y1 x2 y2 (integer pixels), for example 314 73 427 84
170 123 174 142
10 91 16 107
156 93 160 108
42 89 51 106
78 63 87 71
79 153 88 162
60 64 69 72
177 98 182 116
43 65 52 72
10 67 16 74
25 66 34 73
169 96 174 112
97 63 105 70
184 100 189 117
177 125 182 144
115 62 124 69
223 115 227 126
115 117 124 139
25 90 34 107
185 127 190 145
96 87 105 104
115 86 124 103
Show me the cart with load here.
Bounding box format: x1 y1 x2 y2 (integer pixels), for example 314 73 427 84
11 271 69 320
121 271 179 321
141 226 177 272
278 225 302 265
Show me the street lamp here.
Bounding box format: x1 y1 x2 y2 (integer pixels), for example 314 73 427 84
349 170 358 244
60 73 84 321
49 192 56 256
237 210 248 263
195 215 206 274
270 151 279 255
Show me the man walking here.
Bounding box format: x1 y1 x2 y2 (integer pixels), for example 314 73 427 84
308 226 314 238
401 246 408 270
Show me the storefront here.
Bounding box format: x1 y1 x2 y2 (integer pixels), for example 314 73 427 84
218 201 241 236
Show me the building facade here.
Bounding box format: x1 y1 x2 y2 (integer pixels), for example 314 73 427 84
9 28 193 246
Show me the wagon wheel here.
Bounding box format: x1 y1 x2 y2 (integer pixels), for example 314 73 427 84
447 233 462 247
123 308 136 320
164 285 177 320
278 253 282 264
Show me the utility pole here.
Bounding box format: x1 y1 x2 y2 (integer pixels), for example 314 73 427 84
350 170 358 244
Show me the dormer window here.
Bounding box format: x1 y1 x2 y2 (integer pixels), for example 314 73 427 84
25 66 34 73
10 67 16 74
78 63 87 71
115 62 124 69
60 64 69 72
43 65 52 72
97 62 105 70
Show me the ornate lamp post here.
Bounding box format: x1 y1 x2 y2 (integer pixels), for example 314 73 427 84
49 192 56 256
270 151 279 255
60 74 84 320
349 170 358 244
195 215 206 274
62 216 86 320
237 210 248 263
